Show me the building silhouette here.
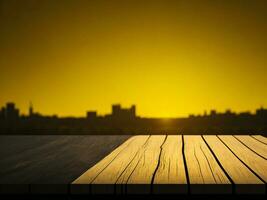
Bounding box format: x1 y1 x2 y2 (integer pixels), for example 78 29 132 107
111 104 136 120
29 102 34 117
4 102 19 122
0 102 267 135
256 107 267 117
86 111 97 121
0 106 5 119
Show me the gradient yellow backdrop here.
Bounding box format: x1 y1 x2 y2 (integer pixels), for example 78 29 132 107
0 0 266 117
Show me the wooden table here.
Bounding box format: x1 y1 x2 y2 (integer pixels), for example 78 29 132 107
72 135 267 194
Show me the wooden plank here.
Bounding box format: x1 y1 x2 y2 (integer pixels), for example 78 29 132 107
234 135 267 159
184 135 231 194
72 135 152 194
73 135 167 193
152 135 187 194
116 135 167 193
252 135 267 145
153 135 186 184
90 135 150 184
218 135 267 182
203 135 265 194
72 136 143 184
72 134 267 194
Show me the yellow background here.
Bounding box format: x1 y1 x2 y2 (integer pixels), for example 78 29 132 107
0 0 266 117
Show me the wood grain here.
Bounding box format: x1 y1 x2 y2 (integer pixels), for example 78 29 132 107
115 135 167 194
117 135 166 184
152 135 187 193
218 135 267 182
184 135 231 193
72 136 140 184
72 135 267 194
203 135 265 194
184 135 230 184
153 135 186 184
252 135 267 145
234 135 267 159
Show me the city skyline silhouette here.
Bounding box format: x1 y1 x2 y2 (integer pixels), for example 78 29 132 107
1 101 267 135
0 101 266 118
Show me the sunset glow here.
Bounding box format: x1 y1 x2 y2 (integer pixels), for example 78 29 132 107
0 0 266 117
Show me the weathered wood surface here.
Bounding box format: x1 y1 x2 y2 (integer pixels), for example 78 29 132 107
73 135 267 194
203 135 265 194
251 135 267 145
218 135 267 182
72 136 147 184
153 135 186 184
184 135 231 193
234 135 267 159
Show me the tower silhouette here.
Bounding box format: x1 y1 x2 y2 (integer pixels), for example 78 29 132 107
29 101 33 117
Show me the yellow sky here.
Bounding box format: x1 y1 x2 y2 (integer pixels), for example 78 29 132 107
0 0 266 117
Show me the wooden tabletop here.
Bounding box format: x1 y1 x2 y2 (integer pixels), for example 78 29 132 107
72 135 267 194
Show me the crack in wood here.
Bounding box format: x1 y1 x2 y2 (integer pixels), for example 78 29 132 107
182 135 190 194
168 157 171 181
125 157 141 184
89 137 138 183
115 135 151 184
150 135 168 193
199 145 217 184
123 136 166 186
193 147 205 183
72 135 267 194
233 135 267 160
217 135 266 184
201 135 235 193
251 135 267 145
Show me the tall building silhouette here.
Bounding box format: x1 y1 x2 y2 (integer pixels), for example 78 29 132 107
29 102 34 117
111 104 136 120
5 102 19 122
256 107 267 117
0 107 5 120
87 111 97 121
